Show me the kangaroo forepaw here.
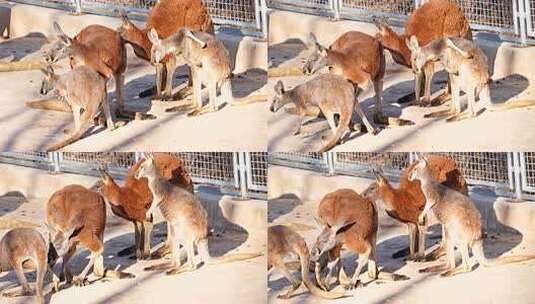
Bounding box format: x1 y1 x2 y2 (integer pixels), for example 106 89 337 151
73 276 89 287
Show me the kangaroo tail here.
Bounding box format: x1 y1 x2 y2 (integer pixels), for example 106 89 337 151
299 246 345 299
26 98 72 112
473 239 535 267
198 238 262 265
488 99 535 112
47 125 91 152
319 115 350 153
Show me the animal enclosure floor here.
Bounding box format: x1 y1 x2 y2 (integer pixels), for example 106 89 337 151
267 40 535 152
267 177 535 304
0 193 266 304
0 36 269 151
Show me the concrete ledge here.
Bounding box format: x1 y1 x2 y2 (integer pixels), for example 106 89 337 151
4 3 266 72
269 165 535 240
0 163 266 233
268 9 535 82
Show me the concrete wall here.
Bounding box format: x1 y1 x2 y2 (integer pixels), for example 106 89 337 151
268 9 535 82
269 165 535 242
0 163 266 233
0 3 267 72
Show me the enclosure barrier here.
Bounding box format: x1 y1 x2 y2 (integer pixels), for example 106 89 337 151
267 0 535 44
0 152 267 199
8 0 268 37
269 152 535 201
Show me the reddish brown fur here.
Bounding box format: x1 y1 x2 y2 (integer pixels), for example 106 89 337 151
69 25 126 79
326 31 385 86
120 0 214 61
377 155 468 224
46 185 106 253
318 189 377 255
377 0 472 68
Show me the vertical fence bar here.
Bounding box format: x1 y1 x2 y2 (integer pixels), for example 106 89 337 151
512 152 523 199
238 152 248 198
513 0 529 45
331 0 340 20
49 152 61 173
259 0 268 39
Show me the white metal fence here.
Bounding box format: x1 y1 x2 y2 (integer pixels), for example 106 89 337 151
0 152 267 199
9 0 268 37
267 0 535 44
269 152 535 200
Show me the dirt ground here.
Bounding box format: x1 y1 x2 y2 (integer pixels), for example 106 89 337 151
0 35 269 151
267 178 535 304
267 39 535 152
0 190 266 304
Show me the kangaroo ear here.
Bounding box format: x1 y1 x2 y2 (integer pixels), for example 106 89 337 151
372 167 386 184
118 9 130 25
53 22 72 45
407 35 419 52
147 28 160 45
313 216 323 229
184 29 207 48
274 80 285 95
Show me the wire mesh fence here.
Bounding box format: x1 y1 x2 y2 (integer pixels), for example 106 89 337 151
9 0 265 35
268 0 533 43
0 152 267 198
269 152 533 200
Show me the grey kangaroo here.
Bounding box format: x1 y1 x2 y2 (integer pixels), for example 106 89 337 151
409 156 535 277
135 154 262 275
40 65 115 151
0 228 59 304
270 74 378 152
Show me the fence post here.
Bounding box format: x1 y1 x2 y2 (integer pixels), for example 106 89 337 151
513 0 529 45
325 152 335 176
49 152 61 174
511 152 523 200
237 152 248 199
74 0 82 15
331 0 340 20
257 0 268 39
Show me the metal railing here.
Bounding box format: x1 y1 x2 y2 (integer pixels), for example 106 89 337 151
268 0 535 44
0 152 267 199
9 0 268 37
269 152 535 201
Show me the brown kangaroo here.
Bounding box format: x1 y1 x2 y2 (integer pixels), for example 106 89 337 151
373 0 472 105
46 185 134 286
135 154 262 275
410 156 535 277
0 228 59 304
117 0 214 100
268 225 346 299
367 154 468 261
311 189 409 291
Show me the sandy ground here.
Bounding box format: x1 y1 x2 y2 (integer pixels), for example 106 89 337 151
0 35 269 151
267 178 535 304
0 190 266 304
267 39 535 152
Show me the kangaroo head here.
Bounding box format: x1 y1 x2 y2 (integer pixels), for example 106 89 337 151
408 155 430 182
406 35 429 73
39 65 56 95
116 9 137 41
270 80 292 112
302 32 329 74
135 153 156 180
310 218 356 262
373 16 411 67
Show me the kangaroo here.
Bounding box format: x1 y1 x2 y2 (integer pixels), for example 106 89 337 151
303 32 388 124
311 189 408 291
46 185 134 286
270 74 378 152
367 154 468 261
149 28 266 116
409 157 535 277
95 153 194 260
0 228 59 304
117 0 214 100
408 36 535 122
268 225 346 299
41 22 132 119
373 0 472 105
135 154 262 275
39 65 115 151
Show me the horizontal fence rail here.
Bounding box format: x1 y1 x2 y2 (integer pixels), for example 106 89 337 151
269 152 534 201
9 0 267 36
268 0 535 44
0 152 267 199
